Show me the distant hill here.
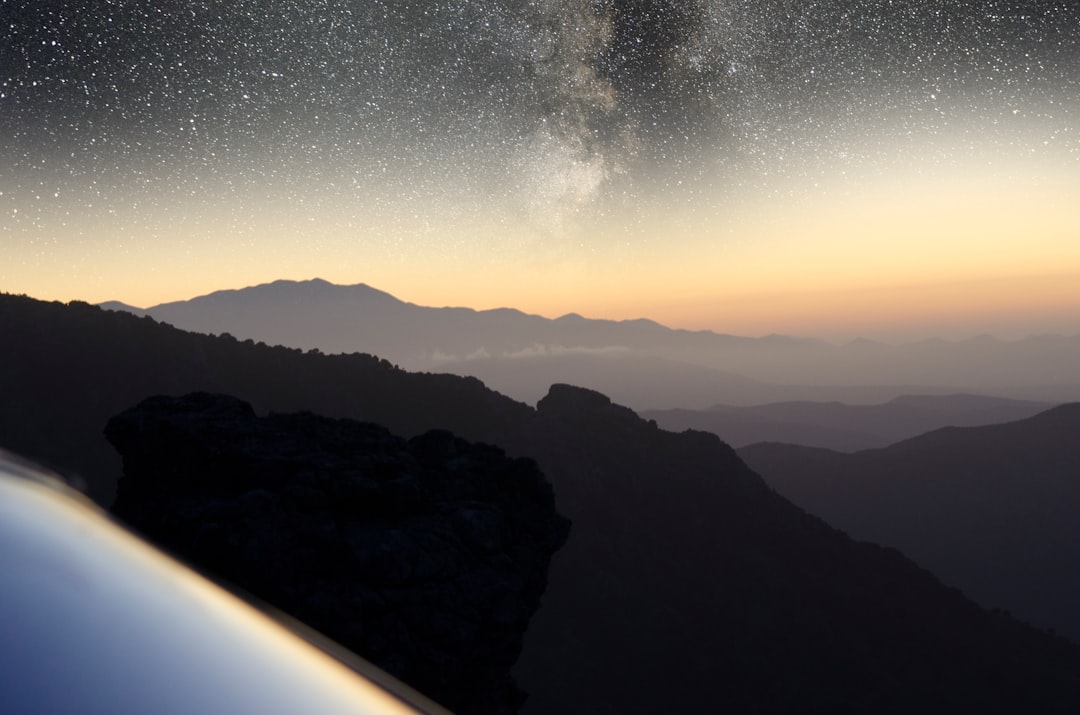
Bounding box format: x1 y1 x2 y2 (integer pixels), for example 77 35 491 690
103 278 1080 408
125 277 784 369
97 300 147 316
740 405 1080 642
434 352 780 409
644 394 1055 450
5 291 1080 713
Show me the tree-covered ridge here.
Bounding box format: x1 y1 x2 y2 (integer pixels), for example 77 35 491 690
0 292 531 503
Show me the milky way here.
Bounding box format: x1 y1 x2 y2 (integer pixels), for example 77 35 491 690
3 1 1080 311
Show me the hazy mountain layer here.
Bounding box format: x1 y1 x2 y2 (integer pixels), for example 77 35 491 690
741 405 1080 641
110 279 1080 408
644 394 1055 450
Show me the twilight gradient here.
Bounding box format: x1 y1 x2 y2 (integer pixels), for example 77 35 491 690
3 1 1079 340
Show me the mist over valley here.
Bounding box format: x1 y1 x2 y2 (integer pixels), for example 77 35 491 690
108 278 1080 411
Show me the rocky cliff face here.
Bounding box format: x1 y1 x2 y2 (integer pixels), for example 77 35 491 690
505 384 1080 715
106 393 569 715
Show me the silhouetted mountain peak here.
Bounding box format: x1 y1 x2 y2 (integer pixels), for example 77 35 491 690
883 400 1080 455
538 383 611 410
93 279 1080 409
1032 401 1080 422
1003 401 1080 437
99 300 147 315
740 400 1080 643
536 383 640 427
156 278 403 311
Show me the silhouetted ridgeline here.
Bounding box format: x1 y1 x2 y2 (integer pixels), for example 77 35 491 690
0 293 530 504
643 394 1054 450
740 403 1080 642
3 292 1080 713
508 385 1080 713
107 393 569 715
116 278 1080 408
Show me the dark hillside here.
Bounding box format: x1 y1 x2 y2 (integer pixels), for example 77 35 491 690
2 293 1080 713
0 293 530 503
740 404 1080 641
506 385 1080 713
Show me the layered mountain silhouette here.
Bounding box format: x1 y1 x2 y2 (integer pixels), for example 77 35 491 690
129 278 782 363
0 294 528 504
741 405 1080 642
644 394 1054 450
103 278 1080 408
3 291 1080 713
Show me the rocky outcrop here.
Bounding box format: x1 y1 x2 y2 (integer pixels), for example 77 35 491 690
105 393 569 715
505 384 1080 715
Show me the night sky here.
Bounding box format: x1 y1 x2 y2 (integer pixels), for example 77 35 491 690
4 1 1080 339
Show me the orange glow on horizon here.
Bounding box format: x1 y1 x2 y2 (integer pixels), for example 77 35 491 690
5 149 1079 342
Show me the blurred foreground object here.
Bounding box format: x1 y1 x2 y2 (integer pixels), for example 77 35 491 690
0 449 450 715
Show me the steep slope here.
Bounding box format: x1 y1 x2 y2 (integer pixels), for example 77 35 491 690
740 405 1080 641
0 293 530 503
3 293 1080 713
505 386 1080 713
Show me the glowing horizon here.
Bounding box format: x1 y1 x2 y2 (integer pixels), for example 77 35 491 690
4 3 1079 343
7 144 1079 343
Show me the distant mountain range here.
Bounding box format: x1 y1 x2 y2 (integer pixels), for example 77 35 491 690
644 393 1055 451
740 405 1080 642
102 278 1080 409
5 291 1080 713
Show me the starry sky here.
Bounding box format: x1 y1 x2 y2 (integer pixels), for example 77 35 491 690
4 0 1080 340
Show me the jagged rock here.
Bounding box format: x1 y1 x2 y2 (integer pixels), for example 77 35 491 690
106 393 569 715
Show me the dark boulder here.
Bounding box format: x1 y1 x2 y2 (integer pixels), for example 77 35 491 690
106 393 569 715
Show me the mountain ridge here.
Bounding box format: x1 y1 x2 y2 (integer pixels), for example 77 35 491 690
740 403 1080 642
101 278 1080 409
644 393 1056 450
5 291 1080 712
110 277 1080 346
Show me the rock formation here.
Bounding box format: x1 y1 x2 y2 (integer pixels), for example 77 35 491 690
106 393 569 715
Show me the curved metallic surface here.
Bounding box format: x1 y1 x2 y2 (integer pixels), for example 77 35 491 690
0 450 451 715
